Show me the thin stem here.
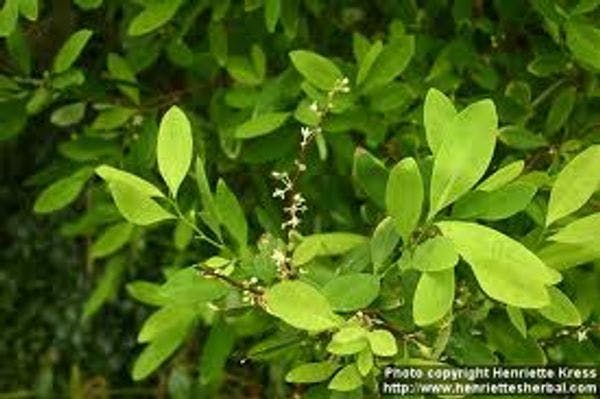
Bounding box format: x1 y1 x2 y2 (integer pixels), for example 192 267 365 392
197 265 264 296
531 78 567 109
168 198 224 250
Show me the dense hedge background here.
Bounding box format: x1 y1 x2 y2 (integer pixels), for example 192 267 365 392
1 0 599 397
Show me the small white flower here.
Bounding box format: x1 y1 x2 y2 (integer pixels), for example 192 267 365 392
273 188 287 199
309 101 319 112
271 249 287 266
577 328 588 342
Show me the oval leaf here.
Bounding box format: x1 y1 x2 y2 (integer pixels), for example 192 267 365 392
234 112 289 139
285 361 338 383
386 157 423 242
157 106 193 197
411 236 459 272
538 286 582 326
322 273 380 312
423 88 456 154
53 29 93 73
289 50 342 91
413 269 455 326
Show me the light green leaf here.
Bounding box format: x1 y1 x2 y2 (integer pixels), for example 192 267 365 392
75 0 103 10
33 167 94 213
546 145 600 226
366 329 397 357
215 179 247 246
327 337 368 355
354 148 389 209
331 326 367 344
476 160 524 192
108 180 174 225
264 280 340 332
91 222 133 258
423 88 456 154
160 268 228 305
328 364 362 392
50 102 86 127
537 240 600 271
361 36 415 93
549 212 600 243
289 50 343 91
128 0 183 36
452 182 537 221
52 29 93 73
322 273 380 312
0 0 18 38
264 0 280 33
293 233 368 266
127 281 170 307
413 269 454 326
132 320 191 381
506 305 527 338
96 165 164 198
157 106 193 197
386 157 423 242
285 362 338 383
82 256 125 321
91 106 136 130
411 236 459 272
538 286 582 326
138 306 196 343
356 40 382 85
545 86 576 136
107 53 139 104
234 112 289 139
429 99 497 218
437 221 559 308
356 348 373 376
565 19 600 71
195 157 221 238
226 55 262 86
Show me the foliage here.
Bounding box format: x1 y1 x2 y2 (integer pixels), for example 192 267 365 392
1 0 600 397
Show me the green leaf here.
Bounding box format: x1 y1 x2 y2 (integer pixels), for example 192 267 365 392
234 112 289 139
285 362 338 383
293 233 367 266
52 29 93 73
413 269 454 326
356 40 382 85
356 348 373 376
429 99 497 218
328 364 362 392
327 336 368 355
82 256 125 321
545 86 576 136
132 319 192 380
537 287 582 326
264 280 340 332
107 53 139 104
91 222 133 258
138 306 196 343
506 306 527 338
353 148 389 209
160 268 228 305
108 180 174 225
423 88 456 154
128 0 183 36
91 106 136 130
75 0 102 10
157 106 193 197
331 326 367 344
476 160 524 192
96 165 164 198
209 22 228 67
546 145 600 226
549 212 600 243
264 0 280 33
322 273 380 312
537 240 600 270
452 182 537 221
370 217 400 271
226 55 262 86
127 281 170 307
215 179 247 246
289 50 343 91
7 27 31 75
361 36 415 93
411 236 459 272
565 19 600 71
199 318 236 386
437 221 560 308
484 315 545 364
0 0 18 37
33 167 94 213
366 329 397 357
195 157 221 238
18 0 38 20
50 102 86 127
386 157 423 242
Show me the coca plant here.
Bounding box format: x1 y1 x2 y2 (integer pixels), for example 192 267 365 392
94 53 599 393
